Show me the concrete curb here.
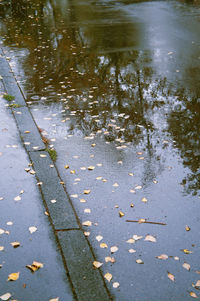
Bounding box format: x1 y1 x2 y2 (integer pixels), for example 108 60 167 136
0 48 113 301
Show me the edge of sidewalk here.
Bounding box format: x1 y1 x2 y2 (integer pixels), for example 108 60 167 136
0 47 113 301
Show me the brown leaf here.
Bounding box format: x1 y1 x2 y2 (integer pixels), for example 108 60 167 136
8 272 19 281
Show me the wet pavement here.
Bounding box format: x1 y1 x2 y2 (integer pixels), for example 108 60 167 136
0 0 200 300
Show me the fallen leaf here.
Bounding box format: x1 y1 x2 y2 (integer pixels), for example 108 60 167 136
29 226 37 234
71 194 78 198
183 249 193 254
105 257 115 263
135 185 142 190
195 280 200 288
0 246 5 251
156 254 168 260
100 243 108 249
93 261 103 268
144 235 157 242
29 170 36 175
80 198 86 203
104 273 112 282
64 165 69 169
128 173 134 176
130 203 134 208
8 272 19 281
141 197 148 203
0 293 12 300
84 232 90 237
185 225 191 231
96 177 103 180
138 218 146 224
113 282 120 288
49 298 59 301
113 183 119 187
168 272 175 282
96 235 103 242
50 199 57 203
88 166 95 170
136 259 144 264
26 261 44 272
183 262 190 271
14 196 21 201
126 239 135 244
129 249 136 253
189 292 198 298
174 256 180 261
10 242 20 248
110 246 118 253
82 221 92 226
84 208 91 213
133 235 143 241
0 229 5 235
40 154 47 158
119 211 124 217
84 190 91 194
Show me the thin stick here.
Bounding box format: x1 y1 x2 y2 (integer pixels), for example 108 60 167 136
126 220 167 226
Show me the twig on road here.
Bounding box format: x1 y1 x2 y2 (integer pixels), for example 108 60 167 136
126 220 167 226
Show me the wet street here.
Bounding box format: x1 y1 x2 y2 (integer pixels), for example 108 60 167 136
0 0 200 300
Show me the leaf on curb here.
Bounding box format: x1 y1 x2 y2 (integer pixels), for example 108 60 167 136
93 261 103 268
8 272 19 281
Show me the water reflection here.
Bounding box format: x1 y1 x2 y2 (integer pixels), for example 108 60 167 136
0 0 200 195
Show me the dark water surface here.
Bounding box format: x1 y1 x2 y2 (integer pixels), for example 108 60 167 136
0 0 200 300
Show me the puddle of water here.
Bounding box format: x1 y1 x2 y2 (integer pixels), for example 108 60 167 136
0 0 200 300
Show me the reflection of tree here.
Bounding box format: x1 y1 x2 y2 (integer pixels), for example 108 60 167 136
1 0 195 192
168 91 200 195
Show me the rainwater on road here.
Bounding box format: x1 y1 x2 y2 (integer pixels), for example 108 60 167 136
0 0 200 300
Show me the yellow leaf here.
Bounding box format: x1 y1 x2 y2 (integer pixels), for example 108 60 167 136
100 243 108 249
104 273 112 282
183 249 193 254
189 292 198 298
105 257 115 263
70 170 75 174
128 173 134 176
84 208 91 213
110 246 118 253
32 261 44 269
185 225 191 231
8 272 19 281
0 246 5 251
82 221 92 227
119 211 124 217
14 196 21 201
141 197 148 203
138 218 146 224
144 235 157 242
10 242 20 248
26 265 38 272
84 190 91 194
96 177 102 180
168 272 175 282
64 165 69 169
93 261 103 268
183 262 190 271
156 254 168 260
130 203 134 208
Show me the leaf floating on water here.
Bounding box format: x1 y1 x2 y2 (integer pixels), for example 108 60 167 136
0 293 12 300
141 197 148 203
84 232 90 237
144 235 157 242
96 235 103 242
185 225 191 231
100 243 108 249
168 272 175 282
0 229 5 235
195 280 200 288
10 242 20 248
82 221 92 227
93 261 103 268
156 254 168 260
29 226 37 234
135 185 142 190
129 249 136 253
182 249 193 254
113 282 120 288
119 211 124 217
84 208 91 213
189 292 198 298
128 173 134 177
14 196 21 201
80 199 86 203
174 256 180 261
70 170 76 174
0 246 4 251
88 166 95 171
136 259 144 264
64 165 69 169
8 272 19 281
26 261 44 272
126 239 135 244
183 262 190 271
133 235 143 241
84 190 91 195
110 246 118 253
49 298 59 301
104 273 112 282
105 257 115 263
113 183 119 187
